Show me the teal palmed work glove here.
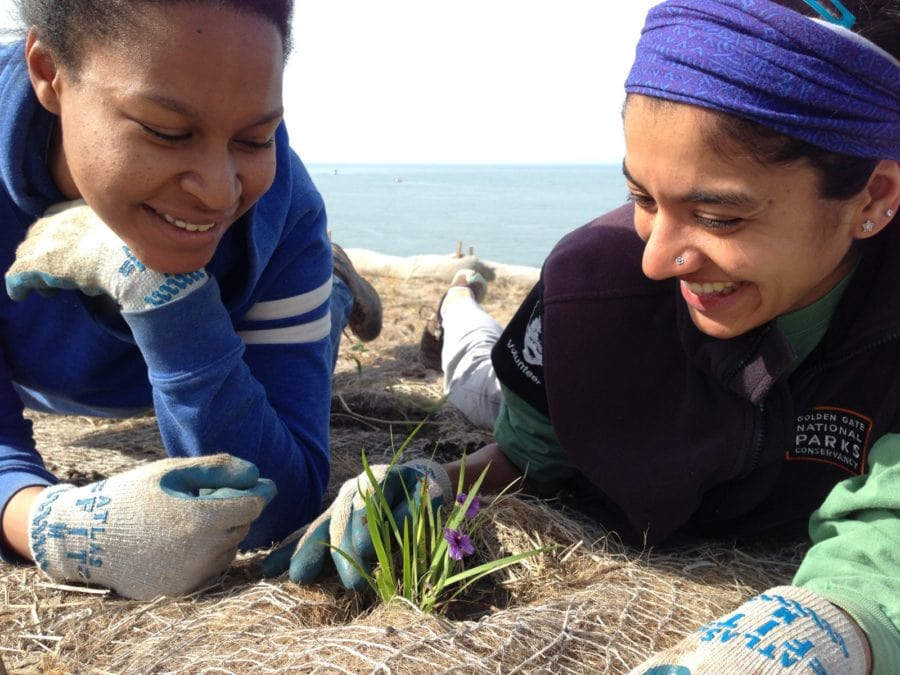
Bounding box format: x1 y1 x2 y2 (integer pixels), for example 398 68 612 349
5 200 207 312
261 461 452 589
629 586 869 675
29 454 276 600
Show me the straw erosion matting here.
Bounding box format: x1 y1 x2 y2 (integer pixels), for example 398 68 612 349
0 270 805 673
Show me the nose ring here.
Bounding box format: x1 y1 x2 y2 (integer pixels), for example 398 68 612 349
675 255 686 266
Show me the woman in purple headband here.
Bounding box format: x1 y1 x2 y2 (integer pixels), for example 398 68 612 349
271 1 899 672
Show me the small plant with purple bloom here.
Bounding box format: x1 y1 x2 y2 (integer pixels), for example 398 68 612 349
456 492 480 519
330 432 546 614
443 527 475 561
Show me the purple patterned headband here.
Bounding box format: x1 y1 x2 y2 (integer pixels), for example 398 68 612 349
624 0 900 160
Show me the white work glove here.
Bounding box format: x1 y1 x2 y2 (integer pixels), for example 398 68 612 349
629 585 869 675
29 454 276 600
261 460 453 589
6 200 207 312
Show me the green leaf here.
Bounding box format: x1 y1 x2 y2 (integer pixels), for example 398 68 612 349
443 547 551 601
363 481 397 601
400 518 413 601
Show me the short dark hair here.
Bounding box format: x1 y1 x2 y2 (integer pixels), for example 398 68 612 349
16 0 294 72
705 117 879 201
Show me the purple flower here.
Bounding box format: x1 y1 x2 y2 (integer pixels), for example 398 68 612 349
444 527 475 561
455 492 480 519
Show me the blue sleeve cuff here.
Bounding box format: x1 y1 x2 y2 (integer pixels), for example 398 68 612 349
121 278 242 375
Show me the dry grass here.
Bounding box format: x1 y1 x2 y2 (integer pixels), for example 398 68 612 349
0 271 805 673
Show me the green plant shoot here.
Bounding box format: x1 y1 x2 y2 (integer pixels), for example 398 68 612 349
330 431 549 614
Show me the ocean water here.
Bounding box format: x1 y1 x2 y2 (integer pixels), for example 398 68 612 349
307 164 628 268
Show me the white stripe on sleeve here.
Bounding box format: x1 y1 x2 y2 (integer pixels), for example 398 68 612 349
244 277 332 321
238 313 332 345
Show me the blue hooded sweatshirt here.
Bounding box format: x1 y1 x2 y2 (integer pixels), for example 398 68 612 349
0 40 332 558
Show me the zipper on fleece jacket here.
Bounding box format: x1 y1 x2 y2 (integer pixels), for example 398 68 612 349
746 403 768 476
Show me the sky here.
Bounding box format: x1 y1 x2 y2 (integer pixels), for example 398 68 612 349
0 0 659 164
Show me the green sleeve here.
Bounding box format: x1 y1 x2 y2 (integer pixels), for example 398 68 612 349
793 433 900 675
492 383 577 493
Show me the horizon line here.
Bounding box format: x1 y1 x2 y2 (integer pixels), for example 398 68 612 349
304 160 622 167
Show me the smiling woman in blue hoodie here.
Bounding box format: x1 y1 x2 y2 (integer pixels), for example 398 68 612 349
0 0 381 600
269 1 900 673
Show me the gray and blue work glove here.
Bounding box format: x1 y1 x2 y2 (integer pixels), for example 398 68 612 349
29 454 276 600
261 461 452 589
6 200 207 312
629 586 868 675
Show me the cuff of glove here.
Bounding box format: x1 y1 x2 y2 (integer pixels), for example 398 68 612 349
119 268 208 313
27 483 77 579
0 473 55 564
402 460 454 504
629 585 870 675
799 586 893 675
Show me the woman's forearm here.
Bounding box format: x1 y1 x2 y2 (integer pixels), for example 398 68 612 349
1 485 45 561
444 442 528 496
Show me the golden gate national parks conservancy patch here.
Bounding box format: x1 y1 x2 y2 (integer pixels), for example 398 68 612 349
787 406 872 476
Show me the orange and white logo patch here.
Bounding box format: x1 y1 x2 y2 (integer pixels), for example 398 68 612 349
787 406 872 476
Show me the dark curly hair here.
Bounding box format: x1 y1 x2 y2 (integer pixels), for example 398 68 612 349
14 0 294 71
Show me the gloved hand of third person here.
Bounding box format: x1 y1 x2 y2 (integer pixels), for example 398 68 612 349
29 454 276 600
5 199 207 312
261 460 453 589
628 585 870 675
